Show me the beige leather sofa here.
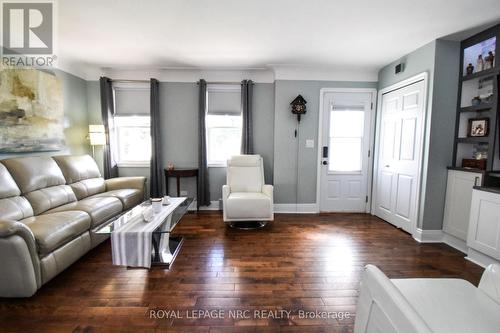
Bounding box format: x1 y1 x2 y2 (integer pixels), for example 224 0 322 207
0 154 146 297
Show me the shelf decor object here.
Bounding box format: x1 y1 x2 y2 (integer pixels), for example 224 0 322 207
452 24 500 172
468 118 489 137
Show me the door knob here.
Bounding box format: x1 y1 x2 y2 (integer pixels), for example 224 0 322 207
385 165 390 168
322 161 328 165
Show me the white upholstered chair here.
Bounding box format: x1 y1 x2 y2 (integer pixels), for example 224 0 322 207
354 264 500 333
222 155 273 227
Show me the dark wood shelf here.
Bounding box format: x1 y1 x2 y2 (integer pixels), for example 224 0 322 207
461 68 498 82
452 24 500 171
459 104 494 113
457 137 490 144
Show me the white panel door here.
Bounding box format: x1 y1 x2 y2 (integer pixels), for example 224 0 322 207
320 91 373 212
374 80 425 233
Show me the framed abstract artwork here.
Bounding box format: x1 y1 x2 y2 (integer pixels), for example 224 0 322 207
0 68 64 153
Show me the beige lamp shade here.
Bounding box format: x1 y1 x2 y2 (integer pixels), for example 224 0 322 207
89 125 106 146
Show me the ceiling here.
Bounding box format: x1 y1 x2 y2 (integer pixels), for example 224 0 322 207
57 0 500 78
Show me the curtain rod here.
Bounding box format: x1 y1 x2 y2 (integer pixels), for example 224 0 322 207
111 79 254 85
198 81 255 85
111 79 150 83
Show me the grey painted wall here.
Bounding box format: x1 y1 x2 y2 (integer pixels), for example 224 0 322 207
273 80 377 204
424 40 460 230
86 81 275 203
1 69 90 160
377 40 459 230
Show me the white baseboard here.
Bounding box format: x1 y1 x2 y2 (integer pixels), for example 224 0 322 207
413 228 443 243
274 203 318 214
466 248 500 268
442 233 468 254
191 200 220 211
195 202 320 213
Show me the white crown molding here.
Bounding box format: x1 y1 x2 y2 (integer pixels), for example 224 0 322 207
53 58 379 83
99 67 275 83
271 64 378 82
55 58 102 81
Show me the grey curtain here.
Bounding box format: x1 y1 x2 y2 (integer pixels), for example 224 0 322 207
241 79 254 154
99 76 118 179
149 78 162 198
198 79 211 206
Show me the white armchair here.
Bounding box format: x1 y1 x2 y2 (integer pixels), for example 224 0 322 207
222 155 274 226
354 264 500 333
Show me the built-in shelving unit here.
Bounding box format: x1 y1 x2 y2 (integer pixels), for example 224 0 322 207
452 24 500 173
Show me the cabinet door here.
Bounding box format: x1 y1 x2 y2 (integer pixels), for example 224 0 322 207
467 189 500 260
443 170 482 240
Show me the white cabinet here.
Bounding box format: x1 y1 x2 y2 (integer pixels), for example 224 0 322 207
443 170 482 241
467 189 500 261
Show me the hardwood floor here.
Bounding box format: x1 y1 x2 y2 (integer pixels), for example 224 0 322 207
0 212 483 332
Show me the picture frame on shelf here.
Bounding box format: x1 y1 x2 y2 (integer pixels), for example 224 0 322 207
468 118 489 137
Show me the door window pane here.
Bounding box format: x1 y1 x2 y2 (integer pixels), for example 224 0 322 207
330 110 364 137
329 109 365 172
329 138 362 172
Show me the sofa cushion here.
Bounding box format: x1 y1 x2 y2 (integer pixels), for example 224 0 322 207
0 163 21 198
393 278 500 333
225 192 271 219
44 196 123 228
2 156 77 214
2 156 67 194
91 189 143 210
0 163 33 220
227 155 263 193
24 185 77 215
20 211 91 256
52 155 106 200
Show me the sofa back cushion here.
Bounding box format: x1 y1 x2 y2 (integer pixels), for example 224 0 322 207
227 155 264 193
52 155 106 200
0 163 34 220
2 156 76 215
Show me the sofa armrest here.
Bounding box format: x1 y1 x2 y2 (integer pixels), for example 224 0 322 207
106 176 146 195
262 184 273 199
479 264 500 304
0 219 41 297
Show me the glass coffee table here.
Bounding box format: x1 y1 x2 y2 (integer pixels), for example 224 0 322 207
94 197 193 268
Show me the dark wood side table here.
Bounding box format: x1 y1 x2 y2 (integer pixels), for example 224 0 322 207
164 168 199 211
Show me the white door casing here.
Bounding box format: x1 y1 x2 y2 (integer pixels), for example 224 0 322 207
318 90 375 212
373 76 427 234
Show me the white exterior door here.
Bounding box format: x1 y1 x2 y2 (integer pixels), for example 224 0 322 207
319 91 374 212
374 80 425 233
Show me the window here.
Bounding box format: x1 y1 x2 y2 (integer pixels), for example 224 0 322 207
115 116 151 166
329 107 365 172
206 85 242 166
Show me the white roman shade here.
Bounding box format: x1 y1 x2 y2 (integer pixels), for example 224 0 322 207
207 84 241 115
114 83 150 115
